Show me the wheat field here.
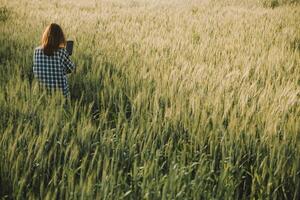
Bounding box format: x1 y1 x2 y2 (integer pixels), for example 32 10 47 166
0 0 299 199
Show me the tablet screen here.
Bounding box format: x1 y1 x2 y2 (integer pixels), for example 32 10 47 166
66 40 74 56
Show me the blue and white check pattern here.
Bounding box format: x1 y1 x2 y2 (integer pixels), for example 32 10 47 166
33 47 75 97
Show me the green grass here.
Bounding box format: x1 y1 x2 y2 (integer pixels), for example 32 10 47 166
0 0 299 199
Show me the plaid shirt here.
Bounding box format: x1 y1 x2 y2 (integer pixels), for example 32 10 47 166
33 47 75 97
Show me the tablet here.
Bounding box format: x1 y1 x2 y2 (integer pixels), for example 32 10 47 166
66 40 74 56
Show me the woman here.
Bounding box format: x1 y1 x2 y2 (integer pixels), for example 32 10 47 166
33 23 75 97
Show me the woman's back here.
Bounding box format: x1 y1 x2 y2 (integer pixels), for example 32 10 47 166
33 46 75 97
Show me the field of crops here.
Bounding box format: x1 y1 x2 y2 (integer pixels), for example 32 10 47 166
0 0 299 199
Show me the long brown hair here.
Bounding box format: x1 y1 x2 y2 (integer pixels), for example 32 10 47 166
42 23 66 56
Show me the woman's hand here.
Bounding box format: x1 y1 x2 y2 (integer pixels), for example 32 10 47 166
59 43 66 48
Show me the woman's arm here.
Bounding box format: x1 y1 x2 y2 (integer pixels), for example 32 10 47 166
61 48 75 74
